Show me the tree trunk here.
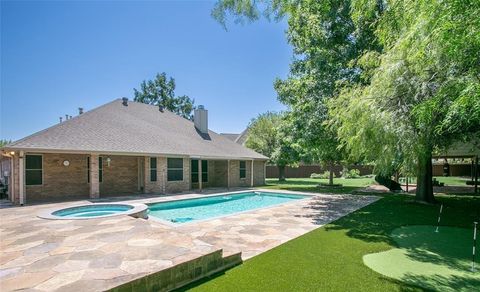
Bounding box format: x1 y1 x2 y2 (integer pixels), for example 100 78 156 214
328 163 334 186
416 151 436 203
278 165 286 182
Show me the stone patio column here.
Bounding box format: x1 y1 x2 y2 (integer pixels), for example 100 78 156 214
89 154 100 199
198 159 203 192
251 160 254 187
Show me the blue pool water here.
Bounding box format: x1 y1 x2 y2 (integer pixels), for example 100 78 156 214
148 192 309 223
52 204 133 218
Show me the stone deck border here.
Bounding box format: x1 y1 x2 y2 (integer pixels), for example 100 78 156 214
37 203 149 220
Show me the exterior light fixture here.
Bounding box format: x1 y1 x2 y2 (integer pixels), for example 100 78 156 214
10 151 15 156
63 160 70 167
106 157 111 167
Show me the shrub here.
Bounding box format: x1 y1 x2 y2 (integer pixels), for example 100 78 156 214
342 169 360 179
310 171 331 179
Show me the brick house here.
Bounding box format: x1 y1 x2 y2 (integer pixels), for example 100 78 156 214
1 98 268 204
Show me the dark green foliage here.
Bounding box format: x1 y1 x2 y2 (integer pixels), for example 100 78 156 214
375 175 402 192
133 72 195 119
0 139 12 147
245 112 300 181
212 0 480 202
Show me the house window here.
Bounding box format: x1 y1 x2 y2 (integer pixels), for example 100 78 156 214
191 160 208 183
240 161 246 179
150 157 157 182
26 155 42 185
167 158 183 181
99 157 103 183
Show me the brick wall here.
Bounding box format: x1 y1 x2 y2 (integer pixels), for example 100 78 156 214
253 160 266 186
26 153 90 201
212 160 228 187
228 160 252 187
100 156 139 196
11 153 267 204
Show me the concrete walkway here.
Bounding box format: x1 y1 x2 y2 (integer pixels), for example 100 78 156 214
0 190 379 291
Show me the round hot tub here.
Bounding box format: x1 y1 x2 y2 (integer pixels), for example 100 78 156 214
38 203 148 220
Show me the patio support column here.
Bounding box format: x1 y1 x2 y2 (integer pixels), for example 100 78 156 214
251 160 254 187
89 154 100 199
264 161 266 185
199 159 203 192
9 155 15 202
18 151 25 205
227 160 230 189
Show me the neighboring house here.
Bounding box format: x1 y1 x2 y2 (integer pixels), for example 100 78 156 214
1 98 268 205
220 129 249 145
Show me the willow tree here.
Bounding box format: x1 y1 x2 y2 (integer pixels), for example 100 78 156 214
330 0 480 203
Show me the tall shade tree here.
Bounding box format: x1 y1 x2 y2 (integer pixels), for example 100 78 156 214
330 0 480 203
133 72 195 119
245 112 299 181
213 0 383 185
213 0 480 203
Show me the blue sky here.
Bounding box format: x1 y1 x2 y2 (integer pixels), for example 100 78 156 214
1 0 291 141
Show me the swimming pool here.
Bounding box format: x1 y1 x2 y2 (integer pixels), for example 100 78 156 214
148 191 309 224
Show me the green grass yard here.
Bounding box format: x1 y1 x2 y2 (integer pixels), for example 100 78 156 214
183 181 480 291
434 176 472 186
262 177 375 194
399 176 472 187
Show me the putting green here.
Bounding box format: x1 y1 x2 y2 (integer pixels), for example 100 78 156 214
363 225 480 291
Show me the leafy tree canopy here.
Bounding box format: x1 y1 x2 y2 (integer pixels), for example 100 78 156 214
133 72 195 119
329 0 480 202
0 140 12 147
213 0 480 202
245 111 300 180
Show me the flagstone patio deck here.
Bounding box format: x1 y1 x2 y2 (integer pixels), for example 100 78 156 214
0 190 379 291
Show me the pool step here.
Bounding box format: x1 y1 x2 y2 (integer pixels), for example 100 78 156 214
109 249 242 292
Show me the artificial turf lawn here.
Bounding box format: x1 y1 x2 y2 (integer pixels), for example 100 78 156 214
363 225 480 291
182 195 480 291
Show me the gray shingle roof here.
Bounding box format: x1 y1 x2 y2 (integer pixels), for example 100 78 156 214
220 129 249 145
220 133 240 142
4 99 268 160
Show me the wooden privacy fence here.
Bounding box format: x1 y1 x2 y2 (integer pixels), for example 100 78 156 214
266 163 474 179
432 164 474 177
